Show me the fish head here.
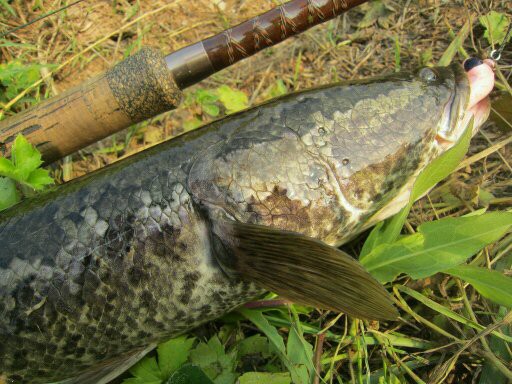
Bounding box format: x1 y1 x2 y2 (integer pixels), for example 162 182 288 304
189 62 494 245
360 62 493 230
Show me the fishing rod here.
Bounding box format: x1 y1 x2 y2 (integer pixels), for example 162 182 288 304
0 0 367 163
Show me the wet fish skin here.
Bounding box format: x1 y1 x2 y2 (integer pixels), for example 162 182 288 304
0 130 263 384
0 64 468 383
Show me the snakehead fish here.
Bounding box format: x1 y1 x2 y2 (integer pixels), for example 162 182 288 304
0 62 491 384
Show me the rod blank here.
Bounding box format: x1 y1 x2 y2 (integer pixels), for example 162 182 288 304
0 0 368 163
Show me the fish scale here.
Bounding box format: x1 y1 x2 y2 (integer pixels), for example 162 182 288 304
0 142 263 383
0 64 472 383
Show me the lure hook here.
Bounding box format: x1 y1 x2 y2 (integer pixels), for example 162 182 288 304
490 22 512 62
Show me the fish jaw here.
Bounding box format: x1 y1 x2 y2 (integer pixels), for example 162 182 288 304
435 61 494 150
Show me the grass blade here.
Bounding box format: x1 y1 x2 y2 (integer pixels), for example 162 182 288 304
397 285 512 343
438 20 470 66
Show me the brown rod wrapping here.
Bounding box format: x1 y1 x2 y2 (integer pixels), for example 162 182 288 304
205 0 366 70
0 47 181 163
166 0 367 88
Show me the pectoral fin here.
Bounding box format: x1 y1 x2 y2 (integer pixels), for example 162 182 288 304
214 220 398 321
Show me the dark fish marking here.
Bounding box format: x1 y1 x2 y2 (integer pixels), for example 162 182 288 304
248 185 311 230
12 350 28 370
179 272 201 304
12 274 37 309
104 214 136 260
200 304 212 316
140 290 155 306
127 266 148 286
174 310 186 321
178 292 192 305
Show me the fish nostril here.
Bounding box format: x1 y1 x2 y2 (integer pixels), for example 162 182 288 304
463 57 483 72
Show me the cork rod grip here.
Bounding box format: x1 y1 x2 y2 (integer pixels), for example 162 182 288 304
0 47 182 163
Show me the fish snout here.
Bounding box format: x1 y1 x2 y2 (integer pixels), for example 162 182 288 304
465 58 494 134
465 57 495 110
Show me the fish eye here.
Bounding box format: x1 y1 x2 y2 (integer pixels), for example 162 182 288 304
419 68 437 83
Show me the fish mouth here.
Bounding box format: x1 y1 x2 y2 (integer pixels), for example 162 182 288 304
435 63 491 150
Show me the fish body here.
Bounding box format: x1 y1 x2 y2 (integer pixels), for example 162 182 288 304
0 64 478 383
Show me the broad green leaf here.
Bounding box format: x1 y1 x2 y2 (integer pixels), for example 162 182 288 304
0 62 51 104
438 20 470 66
362 212 512 283
357 1 393 29
239 308 308 382
26 168 54 190
0 157 16 179
286 325 313 384
286 306 314 384
361 234 423 283
0 136 53 190
446 265 512 308
189 338 219 367
0 177 19 211
237 335 271 358
239 372 291 384
189 336 238 384
157 336 195 379
360 208 409 258
202 103 220 117
479 11 511 45
361 121 473 256
11 134 43 180
238 308 286 355
166 364 215 384
183 118 203 132
128 356 162 382
196 89 219 104
411 121 473 201
217 85 248 114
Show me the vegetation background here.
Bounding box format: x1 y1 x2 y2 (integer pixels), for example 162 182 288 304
0 0 511 383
